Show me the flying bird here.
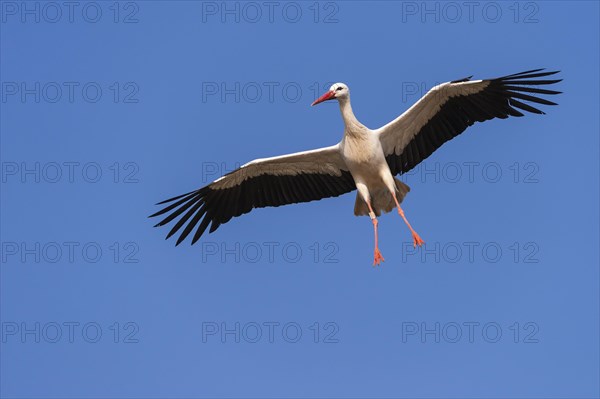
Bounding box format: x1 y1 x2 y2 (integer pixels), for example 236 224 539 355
150 69 561 265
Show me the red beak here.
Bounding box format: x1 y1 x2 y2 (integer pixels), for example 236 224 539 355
311 90 336 106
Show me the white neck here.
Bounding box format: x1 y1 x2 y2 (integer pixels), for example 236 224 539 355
338 96 364 135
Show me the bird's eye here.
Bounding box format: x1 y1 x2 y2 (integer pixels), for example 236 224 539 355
336 87 343 91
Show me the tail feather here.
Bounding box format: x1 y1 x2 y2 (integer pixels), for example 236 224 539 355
354 178 410 216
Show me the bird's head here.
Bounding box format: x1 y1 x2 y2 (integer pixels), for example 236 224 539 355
311 82 349 106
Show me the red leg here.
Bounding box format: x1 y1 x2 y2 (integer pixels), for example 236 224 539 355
391 193 424 248
367 201 385 266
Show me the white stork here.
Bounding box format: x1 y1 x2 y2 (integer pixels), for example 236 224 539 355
150 69 561 265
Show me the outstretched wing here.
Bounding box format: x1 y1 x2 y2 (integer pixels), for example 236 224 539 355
378 69 562 175
150 144 355 245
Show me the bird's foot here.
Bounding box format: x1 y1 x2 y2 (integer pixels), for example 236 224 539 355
412 231 425 248
373 248 385 266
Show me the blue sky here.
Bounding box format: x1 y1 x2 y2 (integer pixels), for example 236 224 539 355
1 1 598 398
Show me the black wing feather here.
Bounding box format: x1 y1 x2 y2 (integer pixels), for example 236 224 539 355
150 169 355 245
387 69 561 175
